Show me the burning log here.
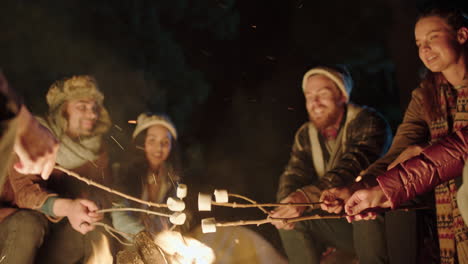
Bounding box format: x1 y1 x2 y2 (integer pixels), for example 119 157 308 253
117 231 167 264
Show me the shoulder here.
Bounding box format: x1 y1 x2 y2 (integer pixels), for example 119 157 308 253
410 85 425 101
291 122 311 151
349 104 387 123
294 122 312 142
347 104 390 132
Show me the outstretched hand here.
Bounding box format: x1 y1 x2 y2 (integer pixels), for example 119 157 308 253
53 198 103 234
344 185 391 223
320 187 353 214
14 106 58 180
270 191 309 230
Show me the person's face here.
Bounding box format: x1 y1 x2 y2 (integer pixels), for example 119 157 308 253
415 16 467 73
144 125 172 170
304 74 345 130
65 99 99 138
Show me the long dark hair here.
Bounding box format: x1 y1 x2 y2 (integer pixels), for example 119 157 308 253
133 126 183 183
416 7 468 120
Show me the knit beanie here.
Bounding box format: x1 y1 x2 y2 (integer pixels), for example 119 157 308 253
302 66 353 102
132 113 178 140
45 75 111 136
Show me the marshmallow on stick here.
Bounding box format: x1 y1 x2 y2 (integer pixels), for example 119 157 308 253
177 184 188 199
170 212 187 225
167 197 186 212
201 218 217 233
214 189 229 203
198 193 213 211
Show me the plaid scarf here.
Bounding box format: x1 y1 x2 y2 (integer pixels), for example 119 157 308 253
430 81 468 264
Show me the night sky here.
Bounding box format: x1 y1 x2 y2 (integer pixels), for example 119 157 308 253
1 0 468 254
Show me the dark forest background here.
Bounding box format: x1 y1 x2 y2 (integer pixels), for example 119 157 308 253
2 0 468 255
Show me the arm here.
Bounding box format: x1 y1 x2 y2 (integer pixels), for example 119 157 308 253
0 72 22 192
378 126 468 208
276 124 318 202
361 89 430 186
0 72 58 187
344 126 468 219
272 124 318 229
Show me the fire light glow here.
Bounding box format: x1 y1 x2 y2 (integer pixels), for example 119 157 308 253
86 234 113 264
154 231 216 264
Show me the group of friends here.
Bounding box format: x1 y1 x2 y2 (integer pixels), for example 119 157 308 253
0 5 468 264
0 73 184 263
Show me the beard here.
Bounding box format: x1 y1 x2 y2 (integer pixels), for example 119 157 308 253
309 106 342 130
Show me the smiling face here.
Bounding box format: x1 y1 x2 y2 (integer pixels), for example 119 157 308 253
65 98 100 138
415 16 466 74
144 125 173 170
304 74 345 130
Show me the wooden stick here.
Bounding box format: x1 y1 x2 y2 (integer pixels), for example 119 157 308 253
92 222 134 246
213 206 432 228
211 193 322 214
227 193 269 214
215 214 343 227
54 165 168 208
212 201 322 208
97 207 172 218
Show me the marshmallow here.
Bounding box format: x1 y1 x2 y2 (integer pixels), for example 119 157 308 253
177 184 188 199
169 212 187 225
214 189 229 203
198 193 212 211
201 218 217 233
167 197 186 212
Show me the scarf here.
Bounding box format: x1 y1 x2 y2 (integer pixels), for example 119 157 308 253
430 81 468 264
38 116 102 169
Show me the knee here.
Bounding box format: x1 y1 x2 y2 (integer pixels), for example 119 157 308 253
11 210 48 243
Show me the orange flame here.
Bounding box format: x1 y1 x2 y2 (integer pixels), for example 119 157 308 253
154 231 215 264
86 234 113 264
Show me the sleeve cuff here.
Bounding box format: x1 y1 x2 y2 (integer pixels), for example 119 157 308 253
39 196 58 217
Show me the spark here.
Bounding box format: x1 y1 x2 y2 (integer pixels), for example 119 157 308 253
251 25 257 29
136 145 145 151
110 136 124 150
113 125 123 131
128 120 137 124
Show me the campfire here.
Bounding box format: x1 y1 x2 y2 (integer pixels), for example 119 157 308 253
56 166 338 263
87 234 113 264
116 231 215 264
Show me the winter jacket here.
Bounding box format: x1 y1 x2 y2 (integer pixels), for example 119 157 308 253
361 88 431 185
277 104 392 202
377 126 468 209
0 151 112 224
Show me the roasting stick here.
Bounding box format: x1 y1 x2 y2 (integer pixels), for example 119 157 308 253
54 165 168 208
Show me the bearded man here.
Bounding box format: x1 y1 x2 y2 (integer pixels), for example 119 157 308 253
271 66 392 264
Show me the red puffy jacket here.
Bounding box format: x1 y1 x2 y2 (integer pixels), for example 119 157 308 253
377 126 468 209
